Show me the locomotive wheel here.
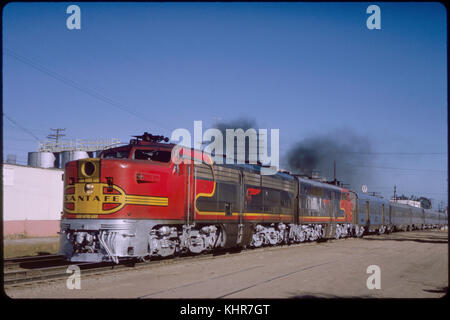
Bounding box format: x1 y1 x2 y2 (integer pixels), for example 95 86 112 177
356 226 364 238
335 226 341 240
251 233 263 248
299 231 306 242
321 228 326 239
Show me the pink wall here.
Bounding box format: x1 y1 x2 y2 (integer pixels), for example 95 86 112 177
4 220 60 237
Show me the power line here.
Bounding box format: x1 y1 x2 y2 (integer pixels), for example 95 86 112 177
344 164 446 173
336 152 446 155
278 147 446 156
3 123 51 134
371 186 447 196
3 113 40 141
279 162 447 173
4 48 170 135
3 136 39 142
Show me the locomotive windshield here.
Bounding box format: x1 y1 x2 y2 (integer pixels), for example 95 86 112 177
100 146 172 163
133 149 171 162
101 147 131 159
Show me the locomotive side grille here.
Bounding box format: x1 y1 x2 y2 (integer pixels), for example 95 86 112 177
195 165 213 180
213 166 240 183
262 176 295 193
214 172 240 183
100 223 136 230
244 174 260 187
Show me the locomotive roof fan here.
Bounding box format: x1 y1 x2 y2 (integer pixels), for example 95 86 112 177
130 132 170 144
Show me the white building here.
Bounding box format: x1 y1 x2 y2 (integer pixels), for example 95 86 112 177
3 164 63 237
390 199 422 208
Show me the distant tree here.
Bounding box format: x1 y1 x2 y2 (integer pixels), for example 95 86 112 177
419 197 432 209
392 194 432 209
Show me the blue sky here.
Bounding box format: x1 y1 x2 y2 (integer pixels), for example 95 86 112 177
2 2 447 207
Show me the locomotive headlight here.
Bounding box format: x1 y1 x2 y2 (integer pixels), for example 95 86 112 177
82 161 96 177
85 183 94 194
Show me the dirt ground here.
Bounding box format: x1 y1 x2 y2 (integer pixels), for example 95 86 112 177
3 237 59 258
4 229 447 299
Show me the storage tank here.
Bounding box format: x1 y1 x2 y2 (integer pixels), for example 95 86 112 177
60 151 89 168
27 152 56 168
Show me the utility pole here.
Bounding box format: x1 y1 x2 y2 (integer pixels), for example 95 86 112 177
333 160 336 185
394 185 397 202
47 128 66 145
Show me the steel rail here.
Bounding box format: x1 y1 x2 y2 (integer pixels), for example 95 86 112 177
4 229 441 288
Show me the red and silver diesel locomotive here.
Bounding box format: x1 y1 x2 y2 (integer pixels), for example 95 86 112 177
59 133 447 263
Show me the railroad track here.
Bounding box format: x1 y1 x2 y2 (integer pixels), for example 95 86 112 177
3 252 229 287
3 242 310 287
4 229 440 288
4 254 66 271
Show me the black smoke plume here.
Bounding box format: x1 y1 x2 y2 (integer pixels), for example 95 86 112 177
214 118 257 135
212 118 258 163
286 128 377 190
